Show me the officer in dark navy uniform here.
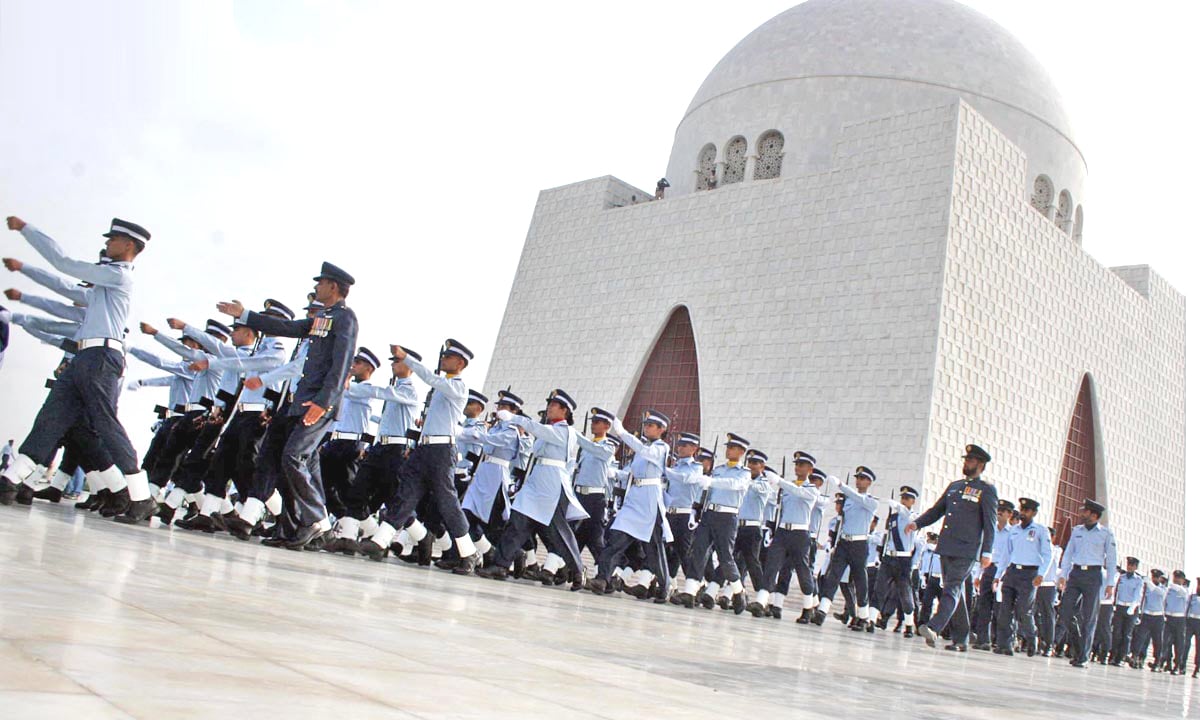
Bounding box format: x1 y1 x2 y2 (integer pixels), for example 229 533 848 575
216 261 358 549
909 443 998 652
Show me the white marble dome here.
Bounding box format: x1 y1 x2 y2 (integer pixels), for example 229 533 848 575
666 0 1086 213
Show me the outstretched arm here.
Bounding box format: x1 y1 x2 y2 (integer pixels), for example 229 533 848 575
17 225 132 287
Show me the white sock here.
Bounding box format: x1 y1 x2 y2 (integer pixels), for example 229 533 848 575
818 597 832 614
200 494 223 516
165 487 187 510
397 528 412 547
219 497 234 515
406 520 428 543
474 536 492 554
772 592 785 607
123 471 151 502
335 517 360 540
149 483 163 501
316 516 332 532
454 535 477 557
51 470 72 491
434 532 452 552
683 578 700 595
903 612 915 628
1 454 37 484
544 553 566 573
265 490 283 516
620 567 635 586
185 491 204 506
730 580 745 595
524 548 537 565
633 569 653 587
97 465 125 493
868 607 880 622
856 606 870 620
239 496 264 523
755 589 770 606
22 465 46 489
705 581 720 598
370 522 397 548
84 470 103 493
360 516 379 537
805 594 818 610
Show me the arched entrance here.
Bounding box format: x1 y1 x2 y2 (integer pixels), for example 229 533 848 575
622 306 701 442
1052 375 1098 546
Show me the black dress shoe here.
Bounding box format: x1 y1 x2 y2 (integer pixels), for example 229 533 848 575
77 489 108 510
1026 644 1036 657
415 533 434 566
554 567 570 586
359 539 388 561
653 593 668 604
251 521 274 537
850 619 865 632
903 627 914 638
729 592 745 614
261 531 291 548
454 552 483 576
944 643 968 653
284 523 323 550
717 595 730 610
811 610 827 626
748 601 766 618
225 514 254 540
323 537 347 554
34 486 63 503
302 530 331 551
100 488 131 518
678 592 695 608
476 563 510 580
797 608 812 625
589 577 608 595
15 483 35 505
771 605 782 620
1069 658 1087 668
436 557 461 572
0 478 18 505
114 498 159 524
155 503 176 527
865 621 875 634
520 563 543 581
209 512 228 532
569 573 585 592
917 625 937 647
629 584 649 599
699 593 715 610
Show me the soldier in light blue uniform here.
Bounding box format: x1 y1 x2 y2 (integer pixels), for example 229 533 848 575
757 451 822 621
813 466 880 628
477 389 589 585
992 497 1053 656
362 339 480 572
1131 569 1168 669
455 390 488 498
663 432 704 592
1057 497 1118 668
1161 570 1191 674
2 217 158 521
1186 580 1200 677
732 449 773 614
1107 556 1143 665
871 485 920 636
571 408 617 569
973 498 1016 650
457 390 525 559
588 410 673 601
318 346 379 528
126 331 199 503
677 433 752 612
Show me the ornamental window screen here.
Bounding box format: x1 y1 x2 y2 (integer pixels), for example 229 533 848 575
1032 175 1054 218
1053 375 1098 547
622 306 701 443
753 130 784 180
722 136 748 184
695 144 717 191
1055 189 1074 234
1072 205 1084 244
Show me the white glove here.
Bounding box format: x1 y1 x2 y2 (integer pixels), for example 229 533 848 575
610 416 625 436
126 379 141 391
1127 605 1137 616
495 409 514 422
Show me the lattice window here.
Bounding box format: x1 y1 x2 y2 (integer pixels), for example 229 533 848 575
1053 375 1098 546
1055 189 1073 234
753 130 784 180
722 136 747 184
1072 205 1084 244
695 144 717 191
622 306 701 443
1032 175 1054 218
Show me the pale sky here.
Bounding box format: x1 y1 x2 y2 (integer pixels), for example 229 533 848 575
0 1 1195 564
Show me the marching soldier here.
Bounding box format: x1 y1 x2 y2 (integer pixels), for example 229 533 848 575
992 497 1053 656
973 498 1015 649
755 451 821 621
1109 556 1145 665
812 467 879 629
662 432 704 593
1056 498 1118 668
318 346 380 527
455 390 526 561
872 485 920 636
1130 569 1168 669
733 449 774 612
216 262 359 549
910 444 998 652
571 408 618 569
1035 527 1063 655
1163 570 1190 674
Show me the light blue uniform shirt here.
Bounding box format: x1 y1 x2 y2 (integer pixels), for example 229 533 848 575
737 472 772 522
1060 523 1118 586
609 428 671 543
205 336 288 406
1186 594 1200 619
1165 584 1190 616
573 434 616 491
809 494 827 534
880 500 916 555
405 357 465 439
19 263 89 306
1114 572 1145 606
457 416 486 470
508 416 588 526
706 462 751 509
334 381 375 434
1142 583 1167 615
18 291 85 323
258 340 309 389
663 457 704 509
777 479 821 527
832 478 879 536
152 333 223 404
128 348 195 409
354 376 419 438
459 418 522 521
20 226 132 342
990 524 1014 572
995 520 1054 579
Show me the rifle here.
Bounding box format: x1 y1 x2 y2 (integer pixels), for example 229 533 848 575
203 331 264 459
570 407 593 487
692 434 719 524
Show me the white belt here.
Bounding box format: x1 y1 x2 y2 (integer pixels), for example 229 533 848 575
666 506 692 514
706 503 739 514
843 534 869 541
484 457 511 468
1167 612 1186 618
331 432 361 441
419 435 454 445
631 477 661 487
1116 602 1137 608
165 410 182 418
1143 612 1164 617
931 573 942 578
237 403 266 413
380 435 410 446
184 403 206 412
1012 564 1040 571
574 486 606 495
887 550 913 558
739 519 762 528
77 337 124 352
780 523 808 531
535 458 566 468
1073 564 1099 571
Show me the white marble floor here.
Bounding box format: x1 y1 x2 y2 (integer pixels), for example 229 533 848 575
1 501 1196 719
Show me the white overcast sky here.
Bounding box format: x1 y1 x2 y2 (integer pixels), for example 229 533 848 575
0 1 1196 564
